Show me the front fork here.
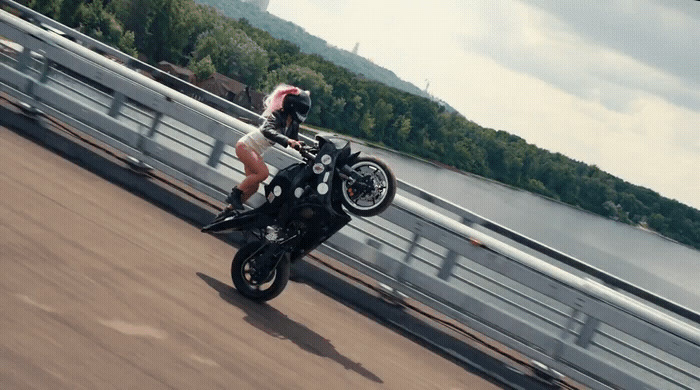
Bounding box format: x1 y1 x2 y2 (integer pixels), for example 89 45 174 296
338 164 360 184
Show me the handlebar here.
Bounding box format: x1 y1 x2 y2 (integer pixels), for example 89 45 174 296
294 142 317 161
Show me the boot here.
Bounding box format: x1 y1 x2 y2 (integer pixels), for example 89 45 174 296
226 187 244 210
213 206 236 221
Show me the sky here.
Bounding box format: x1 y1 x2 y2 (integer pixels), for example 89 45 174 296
267 0 700 210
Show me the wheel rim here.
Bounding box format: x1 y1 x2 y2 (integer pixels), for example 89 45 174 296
342 161 389 211
241 258 277 291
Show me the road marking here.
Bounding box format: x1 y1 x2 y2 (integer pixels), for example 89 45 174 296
189 354 220 367
15 294 57 313
97 318 167 339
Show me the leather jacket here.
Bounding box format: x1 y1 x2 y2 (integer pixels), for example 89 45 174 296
260 110 299 147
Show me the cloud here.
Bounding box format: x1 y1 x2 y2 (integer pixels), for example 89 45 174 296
460 0 700 113
518 0 700 86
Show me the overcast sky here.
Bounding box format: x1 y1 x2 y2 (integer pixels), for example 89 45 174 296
268 0 700 210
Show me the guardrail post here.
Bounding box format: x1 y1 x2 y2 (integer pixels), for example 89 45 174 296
17 47 36 98
395 229 421 282
207 140 225 167
575 315 600 348
108 92 125 118
15 46 49 115
127 111 162 171
37 56 49 81
550 308 580 359
437 250 459 280
461 215 476 227
146 112 162 139
16 46 31 72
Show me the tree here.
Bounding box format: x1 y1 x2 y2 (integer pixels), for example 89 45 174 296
618 192 645 222
394 115 412 148
28 0 60 18
109 0 150 54
648 213 667 232
371 99 393 142
117 30 138 57
454 138 487 175
191 22 269 87
189 55 216 81
343 94 365 136
261 64 332 124
69 1 129 49
109 0 210 64
57 0 81 27
526 179 553 197
359 112 376 138
143 0 193 63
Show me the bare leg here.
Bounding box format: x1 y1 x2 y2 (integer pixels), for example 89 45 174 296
235 142 269 203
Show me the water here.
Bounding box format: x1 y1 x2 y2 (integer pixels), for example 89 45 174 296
348 139 700 313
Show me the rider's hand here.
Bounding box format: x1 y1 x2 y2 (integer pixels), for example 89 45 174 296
288 139 303 150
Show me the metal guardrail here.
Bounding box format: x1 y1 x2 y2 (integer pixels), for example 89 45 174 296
1 5 699 389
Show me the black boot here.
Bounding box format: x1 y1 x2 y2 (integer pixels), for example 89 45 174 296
213 206 236 221
226 187 244 210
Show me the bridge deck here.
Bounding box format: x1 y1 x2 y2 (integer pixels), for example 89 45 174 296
0 116 502 389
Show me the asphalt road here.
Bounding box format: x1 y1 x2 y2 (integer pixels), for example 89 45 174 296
0 120 502 389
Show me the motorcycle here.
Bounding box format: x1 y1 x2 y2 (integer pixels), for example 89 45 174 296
201 134 396 301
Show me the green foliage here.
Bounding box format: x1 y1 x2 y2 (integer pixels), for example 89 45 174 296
526 179 552 197
56 0 80 26
394 115 412 147
260 64 331 122
74 1 125 46
27 0 700 250
28 0 60 18
370 99 393 141
191 22 268 86
188 54 215 81
359 112 376 138
117 30 137 56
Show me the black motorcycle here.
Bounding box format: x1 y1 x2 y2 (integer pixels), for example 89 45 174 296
201 135 396 301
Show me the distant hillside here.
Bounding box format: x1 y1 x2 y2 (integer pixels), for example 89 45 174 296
193 0 457 112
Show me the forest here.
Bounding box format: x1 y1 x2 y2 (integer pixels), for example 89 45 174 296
18 0 700 250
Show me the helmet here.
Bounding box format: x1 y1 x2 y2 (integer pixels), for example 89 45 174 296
283 90 311 123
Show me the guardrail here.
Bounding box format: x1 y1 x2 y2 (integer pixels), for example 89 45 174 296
1 5 699 389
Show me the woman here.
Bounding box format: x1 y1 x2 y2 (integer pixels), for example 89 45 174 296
216 84 311 220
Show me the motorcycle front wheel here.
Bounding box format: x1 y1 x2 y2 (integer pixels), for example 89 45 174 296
341 156 397 217
231 241 290 301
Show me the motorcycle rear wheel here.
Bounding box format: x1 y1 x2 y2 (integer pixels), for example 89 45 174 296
231 241 290 301
341 156 397 217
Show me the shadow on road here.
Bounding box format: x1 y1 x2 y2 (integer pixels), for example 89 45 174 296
196 272 383 384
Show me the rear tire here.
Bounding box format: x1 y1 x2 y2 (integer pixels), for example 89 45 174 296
341 156 397 217
231 241 290 301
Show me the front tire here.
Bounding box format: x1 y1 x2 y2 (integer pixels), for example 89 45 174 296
341 156 397 217
231 241 290 301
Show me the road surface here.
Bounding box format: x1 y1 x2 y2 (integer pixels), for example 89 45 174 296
0 120 502 389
